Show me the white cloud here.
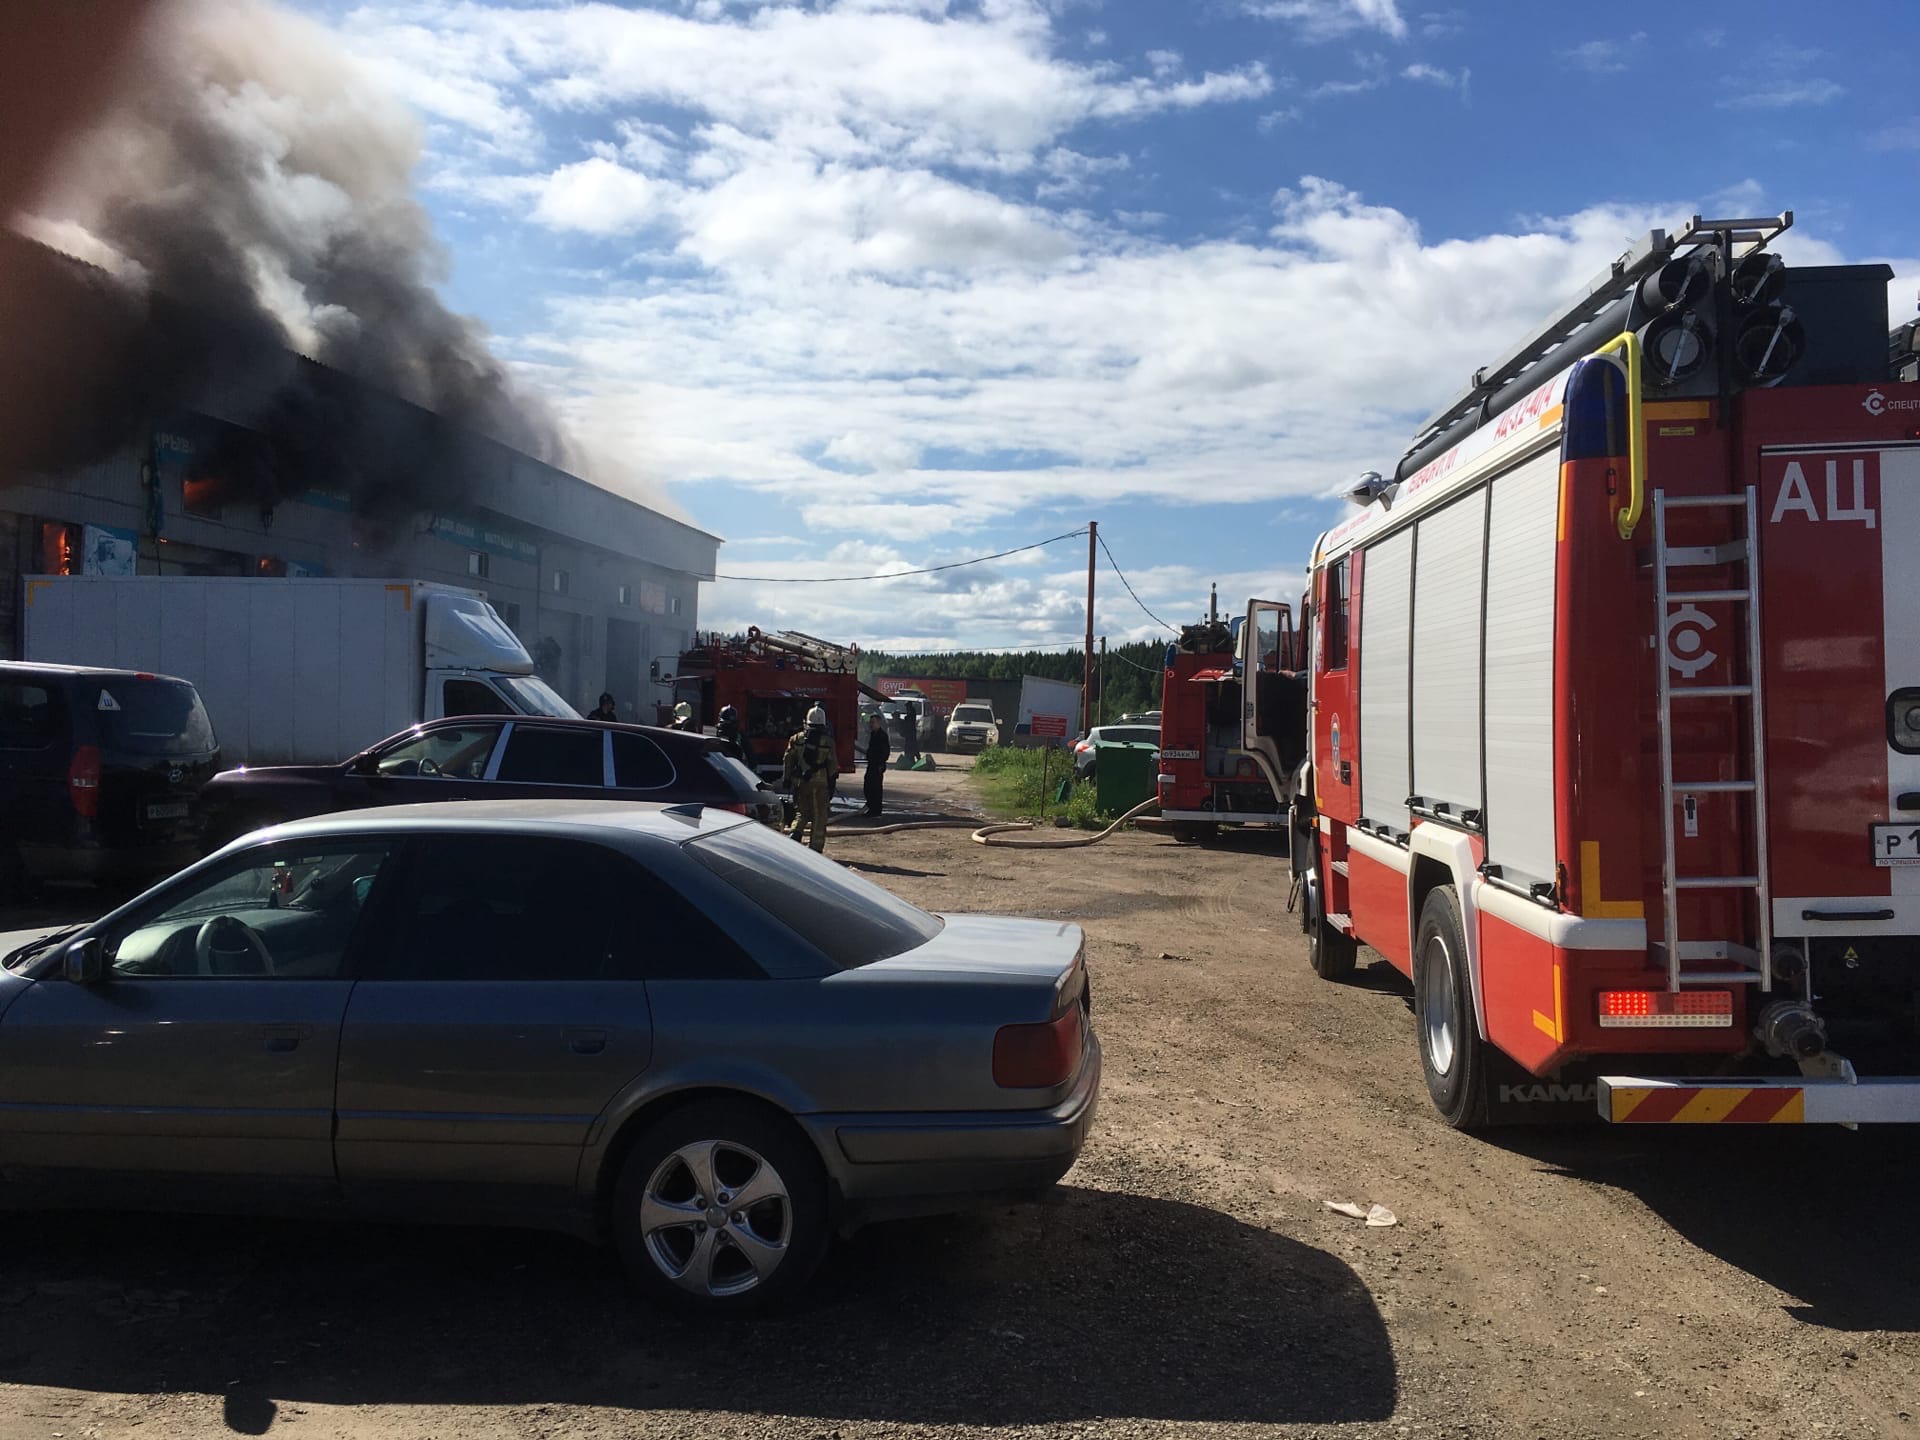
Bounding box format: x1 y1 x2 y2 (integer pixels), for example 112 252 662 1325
1875 121 1920 151
1402 61 1468 95
531 157 661 234
1309 75 1386 99
1717 77 1845 110
1242 0 1408 41
340 1 1269 179
1559 38 1633 74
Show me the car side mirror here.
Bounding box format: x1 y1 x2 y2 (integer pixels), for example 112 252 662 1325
352 752 378 775
64 937 103 985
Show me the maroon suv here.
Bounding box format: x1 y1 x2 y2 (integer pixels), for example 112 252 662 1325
198 715 776 850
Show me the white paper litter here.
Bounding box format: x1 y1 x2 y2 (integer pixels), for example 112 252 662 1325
1324 1200 1398 1227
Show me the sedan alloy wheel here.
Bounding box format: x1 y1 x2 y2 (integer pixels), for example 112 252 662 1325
641 1139 792 1298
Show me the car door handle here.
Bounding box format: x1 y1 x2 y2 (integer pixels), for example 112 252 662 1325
564 1028 608 1055
261 1025 310 1053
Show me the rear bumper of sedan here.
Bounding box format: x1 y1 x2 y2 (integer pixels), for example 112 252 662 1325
803 1033 1101 1226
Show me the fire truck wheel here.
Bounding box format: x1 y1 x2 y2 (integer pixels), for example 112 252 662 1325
1309 898 1357 981
1415 885 1489 1130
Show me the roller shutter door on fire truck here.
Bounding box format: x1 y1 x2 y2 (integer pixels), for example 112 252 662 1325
1410 490 1486 818
1481 450 1559 888
1359 527 1413 835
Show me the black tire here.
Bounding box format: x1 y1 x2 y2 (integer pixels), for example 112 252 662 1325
1414 886 1489 1130
611 1099 829 1314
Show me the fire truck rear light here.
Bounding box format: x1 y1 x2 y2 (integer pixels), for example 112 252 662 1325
1597 990 1733 1029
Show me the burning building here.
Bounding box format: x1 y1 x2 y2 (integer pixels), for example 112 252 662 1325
0 236 718 718
0 0 719 718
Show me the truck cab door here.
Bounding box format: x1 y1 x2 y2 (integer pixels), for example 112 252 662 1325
1242 599 1303 799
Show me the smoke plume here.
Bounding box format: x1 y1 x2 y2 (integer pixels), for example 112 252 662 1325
3 0 569 511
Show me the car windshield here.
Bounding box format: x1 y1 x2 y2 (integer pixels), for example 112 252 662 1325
953 706 993 723
686 823 943 968
498 674 579 718
92 677 216 756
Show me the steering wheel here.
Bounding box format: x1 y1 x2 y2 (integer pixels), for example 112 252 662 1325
417 757 441 777
193 915 276 977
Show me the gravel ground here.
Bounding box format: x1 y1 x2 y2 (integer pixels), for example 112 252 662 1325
3 756 1918 1439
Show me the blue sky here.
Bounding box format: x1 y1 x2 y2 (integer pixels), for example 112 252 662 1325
286 0 1918 650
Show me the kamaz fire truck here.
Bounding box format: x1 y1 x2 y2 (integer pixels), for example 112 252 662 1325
1155 588 1305 839
666 627 872 779
1288 210 1920 1127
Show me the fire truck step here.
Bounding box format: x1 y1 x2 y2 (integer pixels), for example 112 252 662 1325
1666 587 1751 603
1660 493 1749 509
1674 779 1757 793
1329 859 1349 876
1674 875 1762 890
1673 969 1765 985
1671 685 1753 699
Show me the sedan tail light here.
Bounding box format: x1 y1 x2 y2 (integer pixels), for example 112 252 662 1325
994 1004 1085 1088
68 745 101 818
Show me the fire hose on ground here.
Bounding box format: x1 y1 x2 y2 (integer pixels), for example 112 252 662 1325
824 795 1161 848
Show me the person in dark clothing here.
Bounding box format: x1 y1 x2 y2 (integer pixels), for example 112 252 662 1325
715 704 745 761
588 692 618 722
863 711 891 817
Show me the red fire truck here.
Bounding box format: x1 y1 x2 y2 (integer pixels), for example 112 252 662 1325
1155 591 1304 839
1290 210 1920 1127
666 628 871 779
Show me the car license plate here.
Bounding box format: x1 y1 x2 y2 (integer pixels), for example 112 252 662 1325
146 801 189 821
1871 822 1920 867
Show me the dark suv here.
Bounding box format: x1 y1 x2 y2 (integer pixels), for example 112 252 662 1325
199 714 777 848
0 662 220 897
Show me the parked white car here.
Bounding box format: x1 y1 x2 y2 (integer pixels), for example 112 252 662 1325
944 703 1000 751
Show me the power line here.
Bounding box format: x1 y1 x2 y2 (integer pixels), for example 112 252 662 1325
707 529 1088 583
1096 532 1178 634
1108 647 1167 674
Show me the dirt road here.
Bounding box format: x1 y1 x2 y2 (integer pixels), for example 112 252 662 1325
4 760 1918 1438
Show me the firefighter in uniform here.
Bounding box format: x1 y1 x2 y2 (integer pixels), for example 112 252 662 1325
783 705 838 851
670 701 697 732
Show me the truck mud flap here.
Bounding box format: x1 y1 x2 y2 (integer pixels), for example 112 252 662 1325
1480 1052 1602 1126
1598 1076 1920 1125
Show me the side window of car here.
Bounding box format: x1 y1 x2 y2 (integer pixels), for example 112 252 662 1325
104 843 395 979
366 836 645 980
0 682 56 750
611 732 675 790
496 726 606 786
442 679 514 717
374 724 502 780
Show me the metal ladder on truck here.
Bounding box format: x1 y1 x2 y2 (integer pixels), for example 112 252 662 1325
1650 488 1773 992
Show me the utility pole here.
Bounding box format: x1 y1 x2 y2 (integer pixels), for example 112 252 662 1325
1099 635 1107 725
1083 521 1098 736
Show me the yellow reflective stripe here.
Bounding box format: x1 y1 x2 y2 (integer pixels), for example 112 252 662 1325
1580 841 1645 919
1669 1089 1751 1123
1609 1086 1657 1121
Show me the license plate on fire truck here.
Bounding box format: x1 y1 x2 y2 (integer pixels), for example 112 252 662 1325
1871 823 1920 867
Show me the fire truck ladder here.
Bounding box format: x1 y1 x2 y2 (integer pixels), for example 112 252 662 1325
1651 488 1773 993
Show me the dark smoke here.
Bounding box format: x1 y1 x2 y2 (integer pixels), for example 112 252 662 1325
3 0 569 512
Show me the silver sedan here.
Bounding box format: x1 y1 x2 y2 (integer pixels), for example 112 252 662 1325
0 800 1099 1312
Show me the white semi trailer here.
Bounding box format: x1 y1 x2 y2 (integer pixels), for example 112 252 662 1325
22 575 577 766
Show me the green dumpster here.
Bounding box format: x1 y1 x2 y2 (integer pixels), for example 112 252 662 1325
1093 740 1158 817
